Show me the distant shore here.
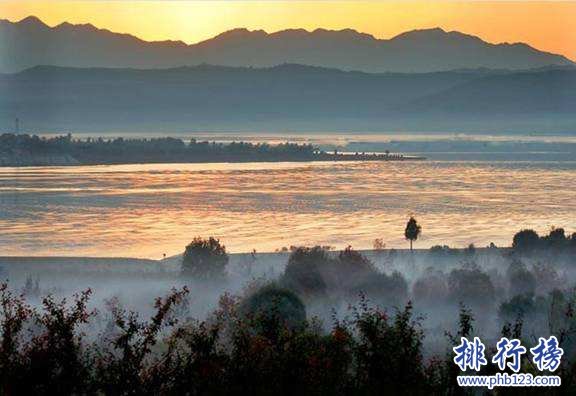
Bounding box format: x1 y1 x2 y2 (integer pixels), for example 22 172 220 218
0 133 424 167
0 151 425 167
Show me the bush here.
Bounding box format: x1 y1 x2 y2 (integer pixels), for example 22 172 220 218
282 246 331 297
239 284 307 336
464 243 476 256
412 270 449 305
507 260 536 297
373 238 385 251
0 284 95 395
351 301 427 393
448 266 495 312
182 237 228 280
353 272 408 308
532 262 563 293
498 294 547 324
95 287 189 395
428 245 457 264
334 246 376 291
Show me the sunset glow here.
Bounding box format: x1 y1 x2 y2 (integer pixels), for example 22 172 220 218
1 1 575 60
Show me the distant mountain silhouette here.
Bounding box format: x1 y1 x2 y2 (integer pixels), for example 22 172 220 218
0 16 573 73
1 64 574 133
408 69 576 114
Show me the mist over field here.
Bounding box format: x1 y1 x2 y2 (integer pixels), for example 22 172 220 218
3 228 576 354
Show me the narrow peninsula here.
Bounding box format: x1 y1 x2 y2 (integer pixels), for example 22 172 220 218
0 134 425 166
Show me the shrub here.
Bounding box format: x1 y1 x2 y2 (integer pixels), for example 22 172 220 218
23 291 95 395
239 284 306 336
428 245 457 264
160 319 229 395
507 260 536 297
0 283 33 394
352 301 427 393
532 262 563 293
412 270 449 305
334 246 376 290
448 266 495 312
282 246 331 297
429 245 451 254
353 272 408 308
182 237 228 280
95 287 189 395
498 293 551 338
0 284 95 395
373 238 385 251
499 294 546 323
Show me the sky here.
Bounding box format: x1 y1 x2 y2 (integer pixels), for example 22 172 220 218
1 1 575 60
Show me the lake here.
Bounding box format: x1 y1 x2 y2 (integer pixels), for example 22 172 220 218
1 159 575 258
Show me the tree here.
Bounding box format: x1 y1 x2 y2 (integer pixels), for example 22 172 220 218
448 267 495 313
507 260 536 297
373 238 385 252
282 246 331 297
412 270 448 305
337 246 375 278
355 272 408 308
335 246 376 290
181 237 228 280
542 227 568 249
404 217 421 251
512 229 540 252
239 284 307 336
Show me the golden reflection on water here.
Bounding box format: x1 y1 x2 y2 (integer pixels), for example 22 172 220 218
0 161 574 258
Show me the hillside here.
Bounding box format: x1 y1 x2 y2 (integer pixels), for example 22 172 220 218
1 64 575 133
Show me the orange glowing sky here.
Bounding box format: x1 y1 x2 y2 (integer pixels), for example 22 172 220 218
1 1 575 60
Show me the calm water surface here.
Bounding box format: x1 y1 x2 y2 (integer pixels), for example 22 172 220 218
1 160 574 258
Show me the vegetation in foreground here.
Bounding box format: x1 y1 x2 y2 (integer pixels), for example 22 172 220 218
2 225 576 395
2 281 576 395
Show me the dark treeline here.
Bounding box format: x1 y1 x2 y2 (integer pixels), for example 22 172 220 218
0 133 414 166
513 227 576 253
0 133 318 165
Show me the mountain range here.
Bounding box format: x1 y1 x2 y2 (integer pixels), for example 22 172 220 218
0 16 573 74
2 64 574 133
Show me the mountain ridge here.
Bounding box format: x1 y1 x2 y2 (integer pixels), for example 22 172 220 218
0 16 573 73
2 63 574 133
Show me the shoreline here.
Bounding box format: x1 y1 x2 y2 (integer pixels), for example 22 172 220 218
0 133 425 167
0 153 426 168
